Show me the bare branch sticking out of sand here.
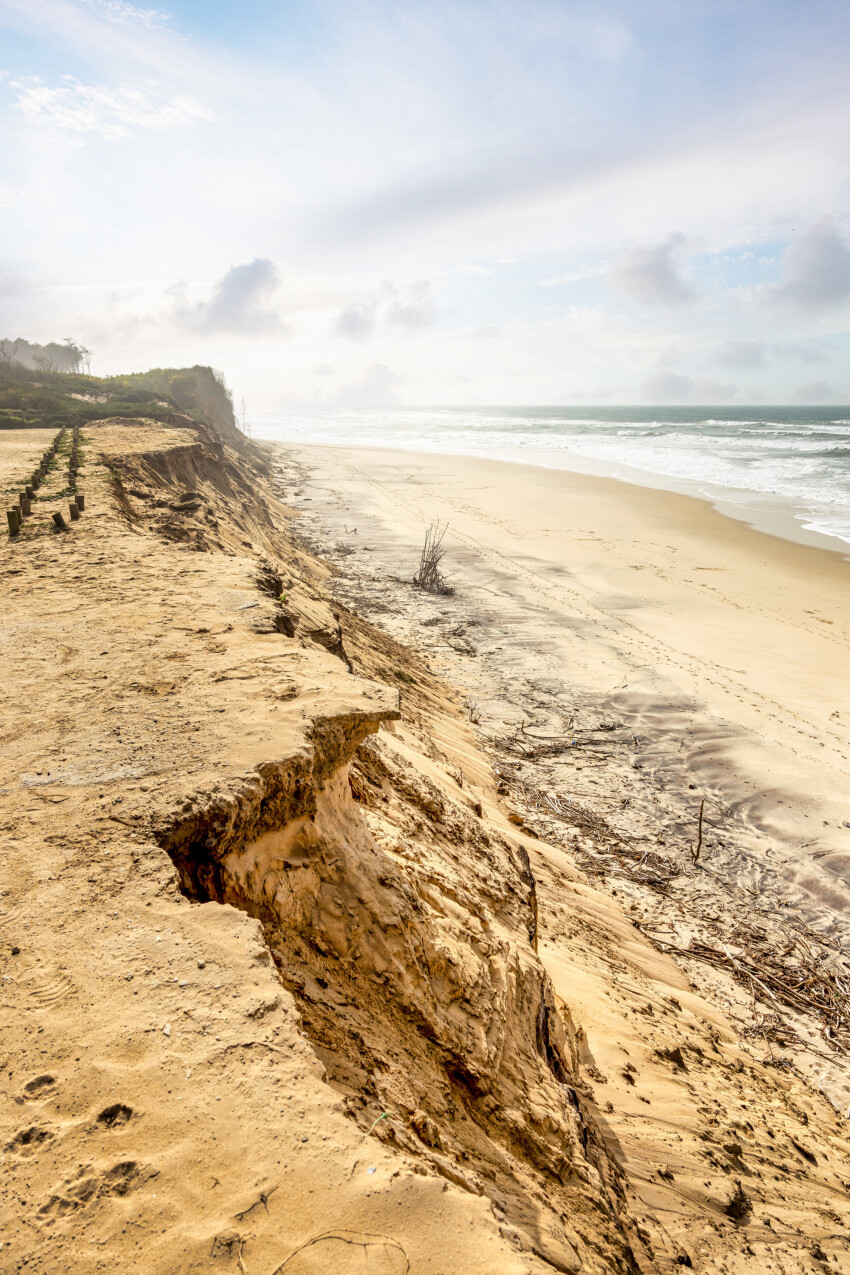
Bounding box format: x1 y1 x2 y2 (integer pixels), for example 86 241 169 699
413 522 453 595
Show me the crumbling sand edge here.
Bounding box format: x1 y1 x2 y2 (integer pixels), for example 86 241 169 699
3 415 850 1272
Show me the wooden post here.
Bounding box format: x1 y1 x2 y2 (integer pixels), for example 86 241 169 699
20 497 31 516
75 492 86 511
691 799 705 864
25 485 34 499
7 509 20 535
52 512 68 531
31 475 40 491
69 502 80 521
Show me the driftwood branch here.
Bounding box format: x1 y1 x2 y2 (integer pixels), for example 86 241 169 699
413 522 453 595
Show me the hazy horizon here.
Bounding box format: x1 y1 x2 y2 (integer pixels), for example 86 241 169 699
2 0 850 414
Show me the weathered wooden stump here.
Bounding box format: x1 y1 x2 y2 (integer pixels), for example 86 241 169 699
25 485 34 499
75 492 86 511
69 502 80 521
52 512 68 531
7 509 20 535
20 497 31 516
31 475 40 491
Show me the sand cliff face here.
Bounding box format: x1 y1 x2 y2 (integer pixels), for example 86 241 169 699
156 732 644 1274
2 410 850 1274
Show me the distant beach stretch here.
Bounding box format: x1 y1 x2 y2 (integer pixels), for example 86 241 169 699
256 406 850 554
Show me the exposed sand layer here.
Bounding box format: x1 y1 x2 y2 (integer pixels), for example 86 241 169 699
1 420 850 1273
285 443 850 904
281 447 850 1107
286 445 850 876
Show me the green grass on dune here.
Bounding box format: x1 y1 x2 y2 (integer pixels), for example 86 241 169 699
0 363 237 434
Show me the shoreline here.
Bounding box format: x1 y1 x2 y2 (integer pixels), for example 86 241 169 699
293 440 850 851
252 422 850 559
279 438 850 1100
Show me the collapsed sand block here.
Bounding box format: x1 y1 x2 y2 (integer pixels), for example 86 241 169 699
52 511 68 531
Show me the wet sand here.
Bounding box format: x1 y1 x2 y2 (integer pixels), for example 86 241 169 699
289 445 850 882
282 442 850 1100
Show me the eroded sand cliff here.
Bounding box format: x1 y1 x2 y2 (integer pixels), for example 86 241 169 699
1 409 849 1273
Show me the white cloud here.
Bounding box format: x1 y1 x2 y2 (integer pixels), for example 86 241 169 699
4 2 850 405
776 222 850 308
334 280 436 339
10 75 210 140
385 280 436 328
173 259 284 336
81 0 170 28
608 236 695 307
324 362 402 407
639 371 738 404
790 379 837 404
335 302 377 340
714 340 766 371
691 376 740 402
538 264 607 287
772 341 830 364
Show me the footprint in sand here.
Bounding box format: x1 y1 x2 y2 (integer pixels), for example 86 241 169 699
96 1102 134 1129
22 1073 58 1101
39 1160 151 1218
5 1124 55 1155
21 954 76 1010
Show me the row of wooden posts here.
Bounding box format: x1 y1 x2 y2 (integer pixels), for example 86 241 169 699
6 425 87 536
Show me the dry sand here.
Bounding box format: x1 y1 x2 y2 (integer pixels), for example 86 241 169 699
287 443 850 912
284 445 850 1096
3 419 850 1274
288 441 850 867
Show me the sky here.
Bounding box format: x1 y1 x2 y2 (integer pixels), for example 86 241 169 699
1 0 850 410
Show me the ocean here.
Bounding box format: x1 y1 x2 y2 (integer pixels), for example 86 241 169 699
253 406 850 552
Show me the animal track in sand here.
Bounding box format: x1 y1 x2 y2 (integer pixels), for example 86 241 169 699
96 1102 134 1129
22 1073 58 1101
6 1124 55 1155
39 1159 149 1217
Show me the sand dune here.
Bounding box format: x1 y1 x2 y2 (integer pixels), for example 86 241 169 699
3 418 850 1272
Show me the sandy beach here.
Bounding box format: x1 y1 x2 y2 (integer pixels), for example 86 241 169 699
283 443 850 1083
287 445 850 874
6 401 850 1273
